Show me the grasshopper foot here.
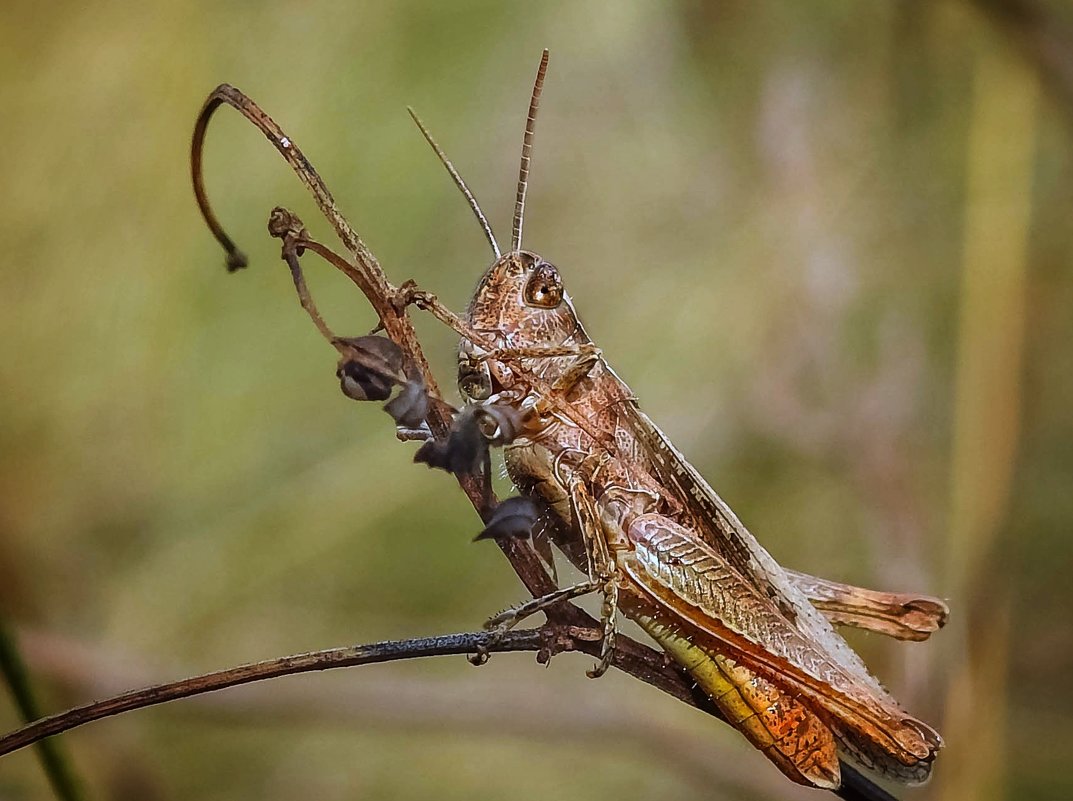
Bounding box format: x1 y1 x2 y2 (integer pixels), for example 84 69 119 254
586 659 611 679
586 579 619 679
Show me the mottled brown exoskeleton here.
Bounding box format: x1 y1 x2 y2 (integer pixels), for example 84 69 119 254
427 51 947 790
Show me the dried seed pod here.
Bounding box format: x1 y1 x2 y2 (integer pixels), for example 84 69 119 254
337 335 405 372
474 497 540 541
383 376 430 429
473 405 529 446
414 409 487 476
413 439 451 472
335 336 406 402
338 361 394 401
413 400 528 476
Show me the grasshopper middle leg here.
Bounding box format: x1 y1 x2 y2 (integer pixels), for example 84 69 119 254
484 579 602 632
564 470 624 679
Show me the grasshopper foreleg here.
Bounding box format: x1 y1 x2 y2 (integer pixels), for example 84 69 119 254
479 343 604 400
552 349 602 396
392 280 477 341
480 343 601 364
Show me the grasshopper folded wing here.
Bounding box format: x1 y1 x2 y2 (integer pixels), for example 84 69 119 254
621 512 941 784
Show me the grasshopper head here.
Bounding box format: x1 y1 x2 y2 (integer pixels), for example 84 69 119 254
458 250 581 402
468 250 572 335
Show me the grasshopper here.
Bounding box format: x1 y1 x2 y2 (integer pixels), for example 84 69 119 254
416 51 947 790
191 49 948 793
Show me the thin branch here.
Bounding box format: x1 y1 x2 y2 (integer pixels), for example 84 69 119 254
14 629 797 800
0 621 86 801
0 629 550 758
192 84 378 273
0 622 894 801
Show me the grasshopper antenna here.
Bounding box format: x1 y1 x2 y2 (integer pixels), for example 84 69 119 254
408 107 501 259
511 49 549 253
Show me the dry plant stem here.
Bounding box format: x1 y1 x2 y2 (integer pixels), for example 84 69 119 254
282 249 334 342
13 632 793 801
193 84 372 271
189 85 896 801
0 630 544 758
192 84 601 603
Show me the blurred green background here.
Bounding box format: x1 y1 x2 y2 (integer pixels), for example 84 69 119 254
2 2 1071 800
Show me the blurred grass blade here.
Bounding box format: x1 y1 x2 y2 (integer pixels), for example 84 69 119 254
0 620 87 801
940 36 1039 801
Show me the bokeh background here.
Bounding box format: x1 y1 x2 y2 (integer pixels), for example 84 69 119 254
2 2 1071 800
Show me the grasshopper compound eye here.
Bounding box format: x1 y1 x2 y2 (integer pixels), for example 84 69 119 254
523 262 563 309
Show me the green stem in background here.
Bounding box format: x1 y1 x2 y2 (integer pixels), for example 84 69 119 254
940 31 1038 801
0 621 86 801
